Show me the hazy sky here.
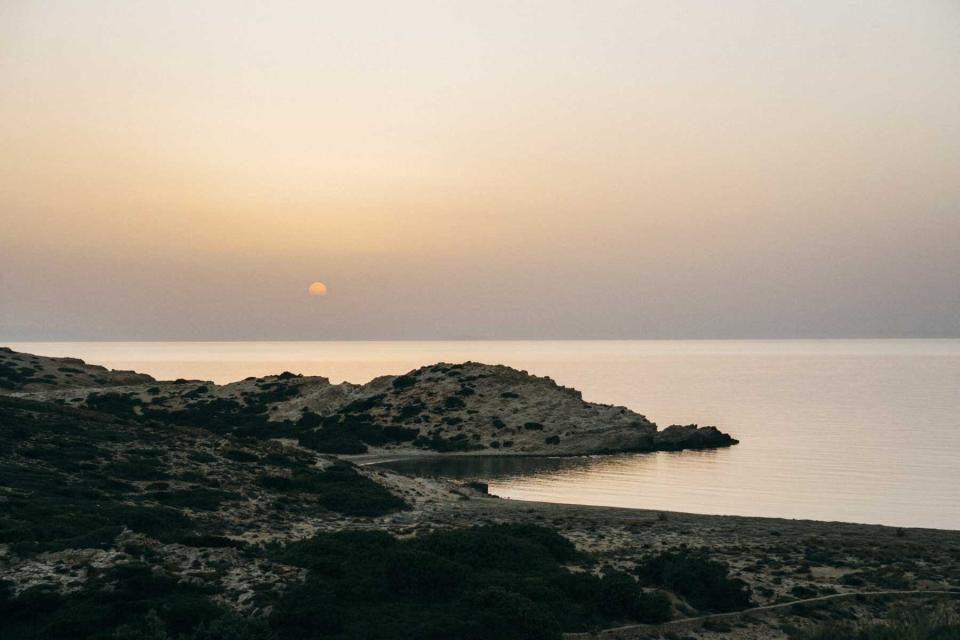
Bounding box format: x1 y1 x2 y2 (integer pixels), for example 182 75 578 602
2 1 958 340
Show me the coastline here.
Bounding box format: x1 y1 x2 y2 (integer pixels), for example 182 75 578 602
3 347 960 639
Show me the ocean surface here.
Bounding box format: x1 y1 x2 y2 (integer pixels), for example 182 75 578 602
8 340 960 530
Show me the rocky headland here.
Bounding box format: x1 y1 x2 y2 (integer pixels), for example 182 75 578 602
1 347 737 457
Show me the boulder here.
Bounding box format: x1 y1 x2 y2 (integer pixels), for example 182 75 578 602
653 424 739 451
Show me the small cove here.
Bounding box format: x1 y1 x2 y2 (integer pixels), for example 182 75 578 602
10 339 960 529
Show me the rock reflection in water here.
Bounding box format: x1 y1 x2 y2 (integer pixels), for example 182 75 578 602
376 455 608 482
376 451 723 486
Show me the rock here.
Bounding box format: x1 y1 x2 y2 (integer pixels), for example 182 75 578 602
653 424 739 451
465 481 489 494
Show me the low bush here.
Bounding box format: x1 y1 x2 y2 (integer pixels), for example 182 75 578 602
443 396 466 410
597 571 672 622
414 432 478 452
267 524 672 640
391 374 417 390
86 392 143 415
142 487 237 512
636 549 752 613
258 461 407 517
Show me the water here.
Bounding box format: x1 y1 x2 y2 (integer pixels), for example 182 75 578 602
8 340 960 529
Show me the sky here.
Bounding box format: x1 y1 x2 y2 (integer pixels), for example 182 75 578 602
1 0 959 340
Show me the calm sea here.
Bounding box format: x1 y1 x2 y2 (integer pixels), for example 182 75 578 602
9 340 960 530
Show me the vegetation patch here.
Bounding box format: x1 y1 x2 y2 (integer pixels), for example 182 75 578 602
414 432 481 452
391 374 417 390
443 396 466 410
266 524 672 640
636 549 752 613
257 461 407 517
86 392 143 415
141 487 238 512
297 412 419 454
0 563 254 640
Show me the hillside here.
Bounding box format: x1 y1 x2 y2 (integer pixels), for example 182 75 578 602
0 347 154 391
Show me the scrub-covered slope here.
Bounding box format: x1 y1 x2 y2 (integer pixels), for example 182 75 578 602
0 347 154 391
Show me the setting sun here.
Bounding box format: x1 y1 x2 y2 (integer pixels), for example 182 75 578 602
308 281 328 296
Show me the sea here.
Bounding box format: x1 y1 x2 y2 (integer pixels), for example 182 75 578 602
8 340 960 530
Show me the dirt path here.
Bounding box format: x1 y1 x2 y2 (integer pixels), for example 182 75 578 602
564 589 960 639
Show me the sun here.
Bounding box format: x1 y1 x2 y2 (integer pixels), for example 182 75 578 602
308 281 328 296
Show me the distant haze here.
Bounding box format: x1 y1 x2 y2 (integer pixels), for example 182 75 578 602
1 1 958 340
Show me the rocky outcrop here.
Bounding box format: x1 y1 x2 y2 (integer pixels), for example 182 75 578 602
2 349 738 456
653 424 739 450
286 361 738 456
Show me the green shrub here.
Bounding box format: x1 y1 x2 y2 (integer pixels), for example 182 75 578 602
266 524 667 640
414 433 478 452
86 392 143 415
598 571 646 619
143 488 237 511
637 550 752 613
456 587 561 640
443 396 466 410
391 374 417 390
258 462 407 517
340 394 386 414
394 402 426 421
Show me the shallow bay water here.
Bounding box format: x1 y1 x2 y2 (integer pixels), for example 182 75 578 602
9 339 960 529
